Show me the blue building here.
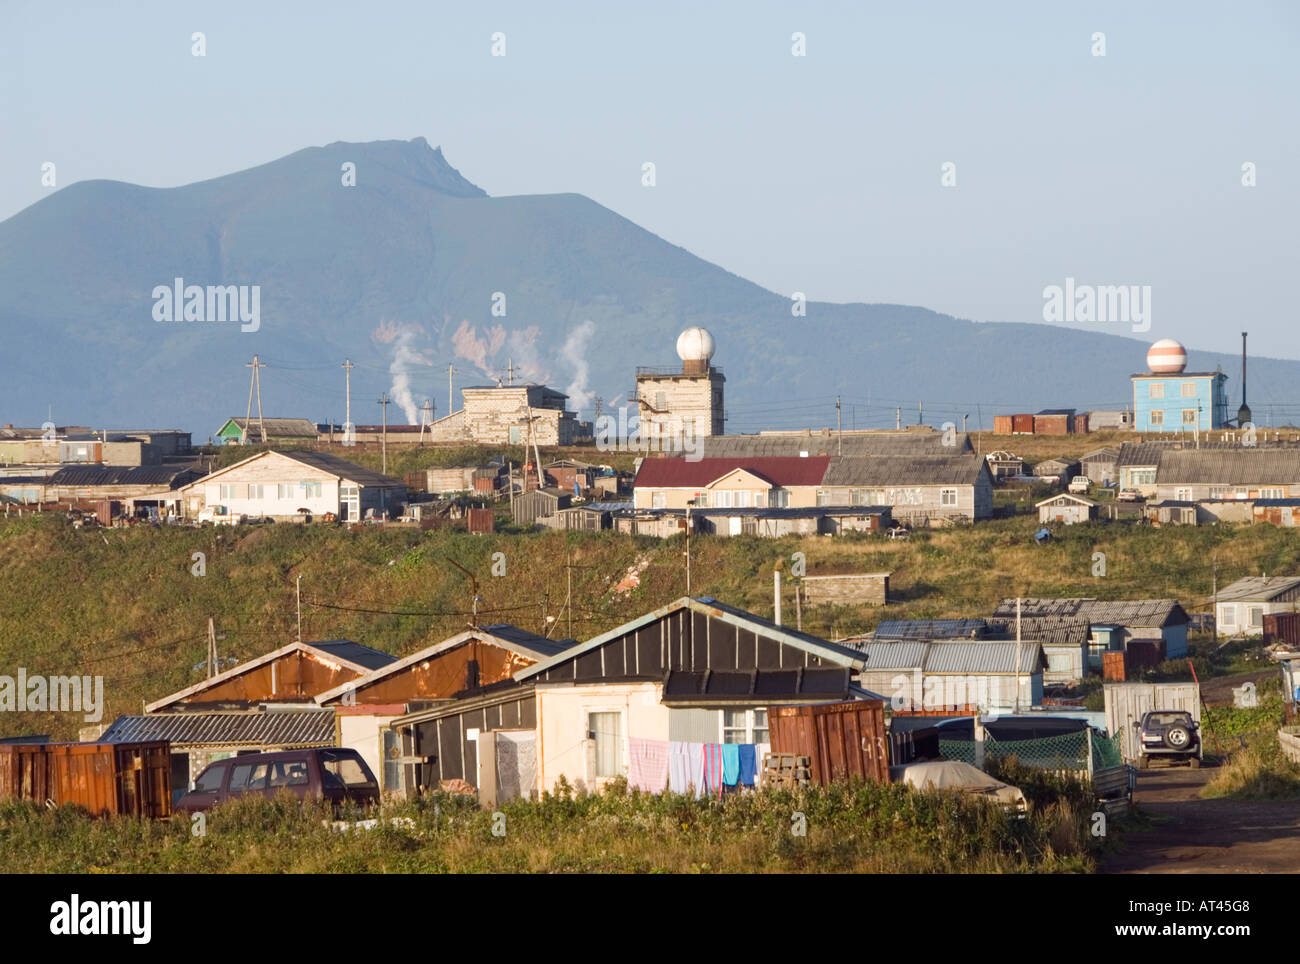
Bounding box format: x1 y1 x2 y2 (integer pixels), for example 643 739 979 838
1132 371 1228 433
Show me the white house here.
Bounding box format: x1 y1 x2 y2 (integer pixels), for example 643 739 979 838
180 450 406 522
1215 576 1300 638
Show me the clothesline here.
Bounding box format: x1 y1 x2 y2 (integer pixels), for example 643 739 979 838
629 737 764 797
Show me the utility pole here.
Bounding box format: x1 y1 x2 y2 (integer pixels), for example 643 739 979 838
447 364 456 418
207 616 218 678
243 355 267 444
1014 597 1022 715
296 575 303 645
342 359 354 436
896 407 901 430
419 399 433 444
378 393 389 475
685 498 695 594
567 552 573 639
447 558 481 627
506 358 516 386
836 396 842 456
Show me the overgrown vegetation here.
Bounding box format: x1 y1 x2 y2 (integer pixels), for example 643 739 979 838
0 776 1100 874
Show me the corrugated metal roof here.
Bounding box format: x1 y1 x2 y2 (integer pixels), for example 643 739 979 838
100 709 335 748
923 641 1044 674
1215 576 1300 602
686 433 971 459
276 451 405 488
478 624 578 658
45 465 199 487
634 456 831 489
692 505 889 519
849 640 932 667
993 615 1091 645
223 417 319 437
993 597 1185 627
661 667 851 703
821 455 987 486
872 619 994 640
1155 448 1300 485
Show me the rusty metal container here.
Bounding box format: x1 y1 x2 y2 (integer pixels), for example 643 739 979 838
1032 413 1071 436
768 700 888 784
1125 639 1165 670
472 476 497 493
1102 651 1127 681
1011 414 1034 434
1073 414 1090 434
0 740 171 818
466 508 494 534
993 415 1013 435
1263 612 1300 647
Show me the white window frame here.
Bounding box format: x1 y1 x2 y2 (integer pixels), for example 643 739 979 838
1221 604 1237 627
1181 382 1197 398
651 491 666 509
940 487 958 507
720 707 769 745
1149 410 1164 426
1248 606 1264 629
219 483 237 501
1148 383 1165 399
1182 409 1197 425
587 710 623 779
714 490 732 508
247 484 264 500
771 488 790 508
277 483 294 500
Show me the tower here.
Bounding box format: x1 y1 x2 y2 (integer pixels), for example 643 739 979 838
634 327 725 440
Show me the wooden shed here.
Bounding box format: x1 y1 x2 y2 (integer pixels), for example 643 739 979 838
513 486 571 525
1036 492 1097 525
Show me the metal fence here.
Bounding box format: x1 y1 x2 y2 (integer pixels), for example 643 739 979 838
938 729 1123 775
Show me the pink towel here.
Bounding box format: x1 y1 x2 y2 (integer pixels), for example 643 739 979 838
703 743 725 799
628 737 670 792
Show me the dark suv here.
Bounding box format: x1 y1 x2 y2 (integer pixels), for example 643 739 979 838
1134 710 1202 769
175 748 380 813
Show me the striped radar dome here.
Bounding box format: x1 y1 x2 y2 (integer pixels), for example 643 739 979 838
1146 338 1187 374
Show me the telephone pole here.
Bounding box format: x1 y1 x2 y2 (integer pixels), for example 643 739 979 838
206 616 218 678
836 396 842 456
342 359 355 434
378 393 390 475
243 355 267 444
447 364 456 418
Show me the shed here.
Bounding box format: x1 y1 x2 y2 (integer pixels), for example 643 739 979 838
800 572 891 607
1080 447 1120 485
1104 682 1201 762
1036 492 1097 525
1032 457 1080 482
513 486 571 525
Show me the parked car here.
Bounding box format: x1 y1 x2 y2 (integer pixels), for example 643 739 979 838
1133 710 1202 768
174 748 381 813
1068 475 1091 494
885 526 910 541
1116 489 1142 503
197 504 245 527
895 760 1028 816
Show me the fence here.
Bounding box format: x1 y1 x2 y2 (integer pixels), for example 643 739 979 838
938 729 1124 777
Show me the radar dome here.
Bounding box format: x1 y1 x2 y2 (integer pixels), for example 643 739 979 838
676 326 716 363
1147 339 1187 374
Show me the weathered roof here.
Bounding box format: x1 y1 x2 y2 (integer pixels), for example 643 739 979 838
872 618 995 641
220 417 319 437
307 639 398 671
45 465 200 488
692 505 890 519
634 456 830 489
1155 448 1300 485
100 708 336 748
182 450 404 491
821 455 988 487
1215 576 1300 602
661 667 852 705
1081 448 1120 462
993 597 1187 627
1035 493 1097 507
992 615 1091 646
684 432 972 459
851 639 1044 673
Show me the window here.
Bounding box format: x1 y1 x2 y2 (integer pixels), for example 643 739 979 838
319 750 375 789
1181 382 1197 397
1175 488 1193 501
268 760 309 788
655 392 667 412
228 763 269 793
277 483 294 500
1248 606 1264 629
1149 410 1164 426
1262 487 1284 499
734 490 751 507
588 712 621 778
817 490 830 507
1148 383 1165 399
301 481 322 498
246 484 264 499
722 708 769 744
714 490 732 508
1209 486 1228 499
694 493 708 508
194 764 227 793
1131 468 1156 486
770 488 790 508
219 483 237 501
651 491 666 509
1221 604 1237 627
940 487 958 507
753 493 764 508
381 729 404 792
1182 409 1197 425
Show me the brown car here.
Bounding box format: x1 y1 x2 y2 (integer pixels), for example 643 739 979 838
175 748 380 813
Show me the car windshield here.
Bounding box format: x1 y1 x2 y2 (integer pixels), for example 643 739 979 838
1146 712 1191 726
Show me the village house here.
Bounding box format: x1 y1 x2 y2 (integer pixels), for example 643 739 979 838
816 455 993 524
984 450 1024 479
1080 447 1120 485
179 450 406 522
632 456 829 511
390 597 875 799
686 428 973 459
993 598 1190 665
313 625 576 794
1031 457 1079 484
1214 576 1300 638
215 417 320 445
1036 492 1097 525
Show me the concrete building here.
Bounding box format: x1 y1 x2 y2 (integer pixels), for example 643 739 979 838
634 327 725 439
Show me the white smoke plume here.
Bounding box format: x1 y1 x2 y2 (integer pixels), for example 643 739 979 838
371 320 433 423
560 320 597 413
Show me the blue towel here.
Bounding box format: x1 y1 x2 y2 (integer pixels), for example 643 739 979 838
721 743 741 786
737 744 757 786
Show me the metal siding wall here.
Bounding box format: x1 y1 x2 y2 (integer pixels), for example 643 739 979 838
1105 682 1202 761
668 708 720 743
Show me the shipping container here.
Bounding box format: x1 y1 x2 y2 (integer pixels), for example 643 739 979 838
466 508 495 534
768 700 889 784
0 740 171 818
1263 612 1300 648
1125 639 1165 670
473 476 497 493
1102 651 1127 681
1032 413 1072 436
1011 414 1034 434
993 415 1014 435
1073 414 1090 434
1104 683 1201 762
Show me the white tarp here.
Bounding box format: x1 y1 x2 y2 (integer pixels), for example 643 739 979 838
898 760 1027 810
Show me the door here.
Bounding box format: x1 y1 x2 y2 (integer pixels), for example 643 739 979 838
728 517 742 536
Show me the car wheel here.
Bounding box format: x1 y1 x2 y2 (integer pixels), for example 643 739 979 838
1165 725 1191 749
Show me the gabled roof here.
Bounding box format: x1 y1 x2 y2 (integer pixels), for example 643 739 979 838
180 449 404 491
45 465 200 488
1035 493 1097 507
661 667 854 706
1081 448 1120 462
634 456 830 489
821 455 989 487
101 708 335 748
1154 449 1300 486
993 598 1187 628
1215 576 1300 602
850 639 1045 674
145 640 396 712
871 618 997 641
219 417 319 437
514 596 865 681
686 432 973 459
314 625 578 704
990 615 1091 646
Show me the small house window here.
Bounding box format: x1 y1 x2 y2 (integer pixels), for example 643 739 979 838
1149 383 1165 399
722 708 769 745
1149 410 1165 426
277 484 294 500
940 488 958 507
1221 604 1237 627
1248 606 1264 629
770 488 790 508
714 490 732 508
1181 382 1196 397
1182 409 1197 425
588 712 621 778
651 491 666 509
247 484 264 499
219 483 237 501
302 481 322 498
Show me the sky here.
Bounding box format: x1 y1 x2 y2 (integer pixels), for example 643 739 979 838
2 1 1297 359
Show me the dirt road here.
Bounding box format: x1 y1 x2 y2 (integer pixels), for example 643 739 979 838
1102 764 1300 873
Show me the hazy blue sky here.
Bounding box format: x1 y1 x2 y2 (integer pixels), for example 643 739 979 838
2 1 1296 358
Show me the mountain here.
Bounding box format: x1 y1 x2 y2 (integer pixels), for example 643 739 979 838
0 136 1286 437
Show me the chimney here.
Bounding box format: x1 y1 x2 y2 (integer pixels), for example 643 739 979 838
1238 331 1252 427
